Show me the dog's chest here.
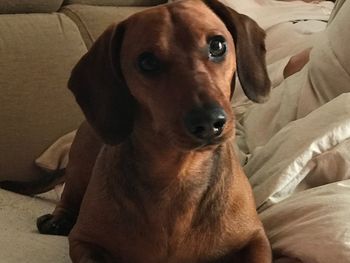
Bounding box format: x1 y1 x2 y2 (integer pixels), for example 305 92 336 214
101 201 250 263
83 144 252 262
112 221 231 262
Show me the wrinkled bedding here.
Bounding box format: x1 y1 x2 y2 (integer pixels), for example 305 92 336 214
243 94 350 211
261 180 350 262
234 94 350 262
234 33 350 262
227 1 350 261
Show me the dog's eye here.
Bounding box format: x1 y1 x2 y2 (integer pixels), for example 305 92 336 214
138 52 161 73
208 36 227 60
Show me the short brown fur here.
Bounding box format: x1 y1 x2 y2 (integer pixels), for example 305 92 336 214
37 0 272 262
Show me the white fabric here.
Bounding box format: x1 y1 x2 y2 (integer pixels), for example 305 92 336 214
238 1 350 262
242 29 350 151
219 0 333 30
243 93 350 211
34 131 75 198
35 130 76 172
260 180 350 263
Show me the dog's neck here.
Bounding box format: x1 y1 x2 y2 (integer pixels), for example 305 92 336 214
108 121 236 233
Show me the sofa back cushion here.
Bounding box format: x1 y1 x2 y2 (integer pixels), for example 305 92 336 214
0 0 166 14
62 4 146 48
63 0 166 6
0 0 63 14
0 13 84 182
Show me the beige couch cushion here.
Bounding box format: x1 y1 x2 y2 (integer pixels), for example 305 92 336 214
0 13 85 182
0 189 69 262
0 0 63 14
63 0 166 7
62 4 146 48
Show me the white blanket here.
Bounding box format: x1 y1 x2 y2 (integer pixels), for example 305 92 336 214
243 93 350 211
260 180 350 262
233 90 350 262
233 1 350 261
240 94 350 262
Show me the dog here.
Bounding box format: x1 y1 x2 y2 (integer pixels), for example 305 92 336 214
36 0 272 262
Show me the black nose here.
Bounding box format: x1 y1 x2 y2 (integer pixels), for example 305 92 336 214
184 104 227 141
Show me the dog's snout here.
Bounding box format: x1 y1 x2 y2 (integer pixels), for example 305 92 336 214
184 104 227 141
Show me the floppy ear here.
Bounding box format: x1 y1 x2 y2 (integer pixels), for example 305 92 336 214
204 0 271 103
68 22 135 145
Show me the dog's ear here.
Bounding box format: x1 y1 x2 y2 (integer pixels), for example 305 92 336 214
204 0 271 103
68 22 135 145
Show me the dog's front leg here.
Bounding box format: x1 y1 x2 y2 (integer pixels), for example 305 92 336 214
69 240 116 263
37 122 102 236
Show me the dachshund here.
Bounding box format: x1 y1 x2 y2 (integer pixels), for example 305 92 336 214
36 0 272 262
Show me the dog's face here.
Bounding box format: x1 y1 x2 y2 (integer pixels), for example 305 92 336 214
120 0 236 150
68 0 270 149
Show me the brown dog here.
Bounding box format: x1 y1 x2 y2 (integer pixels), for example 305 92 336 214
37 0 271 262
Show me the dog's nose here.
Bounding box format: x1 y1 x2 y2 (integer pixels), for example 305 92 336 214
184 104 227 141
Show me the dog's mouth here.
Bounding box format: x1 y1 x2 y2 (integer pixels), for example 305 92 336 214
195 130 234 149
169 127 234 152
194 138 227 151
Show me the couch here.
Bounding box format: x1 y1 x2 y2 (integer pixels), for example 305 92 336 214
0 0 165 262
3 1 350 262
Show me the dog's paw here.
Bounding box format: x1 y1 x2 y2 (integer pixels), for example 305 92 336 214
37 213 75 236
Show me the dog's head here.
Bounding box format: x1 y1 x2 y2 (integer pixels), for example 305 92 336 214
68 0 270 150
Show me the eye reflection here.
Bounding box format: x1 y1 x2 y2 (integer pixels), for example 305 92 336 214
208 35 227 61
